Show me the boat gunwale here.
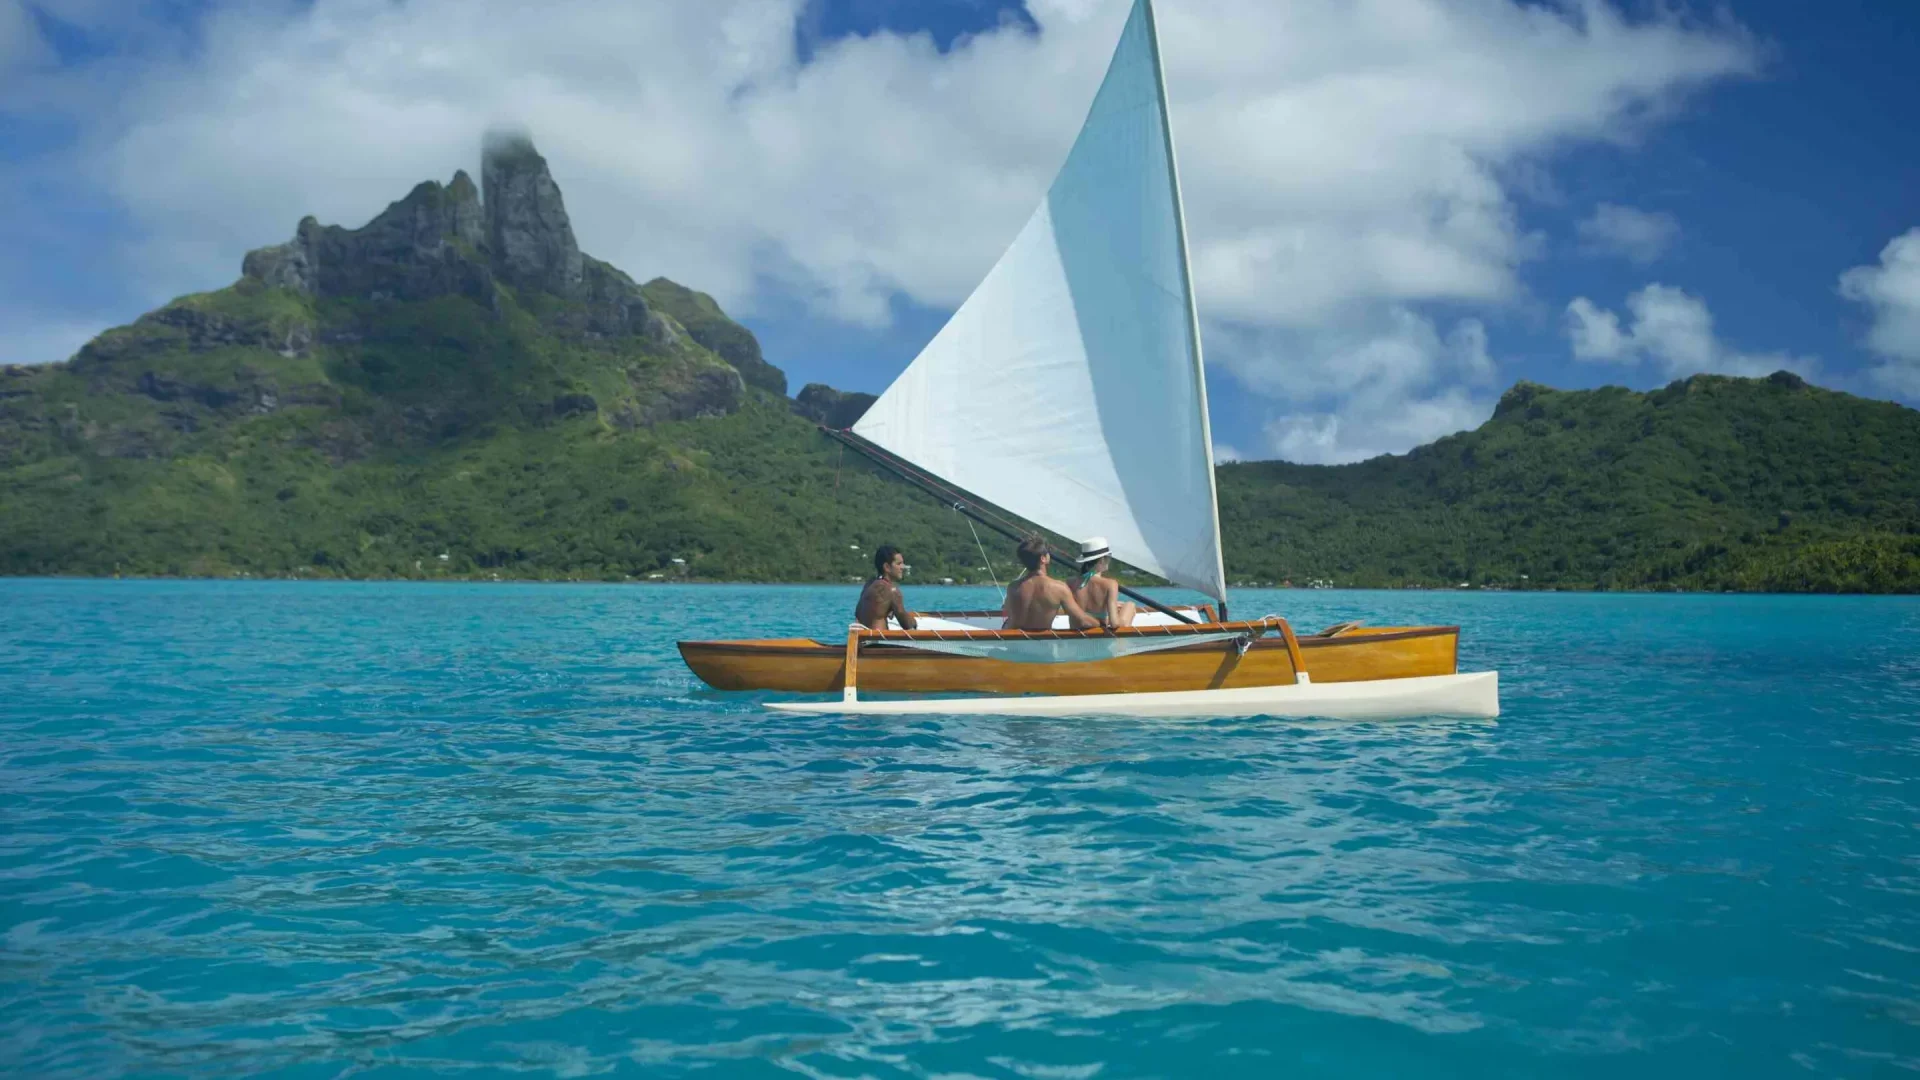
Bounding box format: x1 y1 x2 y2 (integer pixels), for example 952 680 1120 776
677 623 1461 658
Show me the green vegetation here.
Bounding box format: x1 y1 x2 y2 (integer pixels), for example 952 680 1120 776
1218 375 1920 592
0 278 1009 584
4 249 1916 592
0 391 1017 583
640 277 787 395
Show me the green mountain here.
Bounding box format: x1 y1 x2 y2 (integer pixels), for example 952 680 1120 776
2 134 1916 592
1219 374 1920 592
0 133 989 584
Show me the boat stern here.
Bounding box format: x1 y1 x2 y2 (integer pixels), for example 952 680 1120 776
678 638 844 692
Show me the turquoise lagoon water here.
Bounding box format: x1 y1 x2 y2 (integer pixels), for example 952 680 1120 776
2 580 1917 1078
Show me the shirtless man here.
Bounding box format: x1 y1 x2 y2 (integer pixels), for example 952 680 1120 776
1071 537 1138 628
1002 537 1101 631
854 545 917 631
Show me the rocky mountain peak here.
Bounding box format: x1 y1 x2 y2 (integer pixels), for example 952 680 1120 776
792 383 876 429
240 172 495 306
446 169 485 248
480 129 583 298
232 131 790 385
239 131 597 309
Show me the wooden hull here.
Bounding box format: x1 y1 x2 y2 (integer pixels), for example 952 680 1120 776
678 621 1459 696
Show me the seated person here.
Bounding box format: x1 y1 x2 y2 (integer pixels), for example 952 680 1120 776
1002 537 1100 631
1072 537 1138 628
854 544 917 631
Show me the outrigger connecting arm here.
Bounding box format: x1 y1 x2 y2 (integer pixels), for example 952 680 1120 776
820 426 1205 626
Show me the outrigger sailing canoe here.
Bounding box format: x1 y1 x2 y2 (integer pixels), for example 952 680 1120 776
678 0 1498 720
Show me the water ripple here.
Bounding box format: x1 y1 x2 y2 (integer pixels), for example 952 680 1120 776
2 582 1917 1078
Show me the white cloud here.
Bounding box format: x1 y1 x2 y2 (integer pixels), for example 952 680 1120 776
1576 202 1677 263
1565 284 1817 381
1211 442 1243 464
3 0 1758 456
1218 309 1498 464
1565 296 1628 359
1265 388 1491 466
1837 227 1920 399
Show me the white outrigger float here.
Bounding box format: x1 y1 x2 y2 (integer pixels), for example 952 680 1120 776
681 0 1499 722
769 671 1500 720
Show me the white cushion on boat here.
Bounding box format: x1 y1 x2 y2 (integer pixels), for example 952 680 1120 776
889 608 1205 633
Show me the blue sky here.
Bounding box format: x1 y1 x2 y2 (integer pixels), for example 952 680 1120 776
764 0 1920 459
3 0 1917 462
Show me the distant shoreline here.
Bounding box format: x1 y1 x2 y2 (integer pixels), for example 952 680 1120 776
2 573 1910 596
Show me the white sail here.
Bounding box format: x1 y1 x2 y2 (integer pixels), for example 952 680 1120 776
851 0 1227 602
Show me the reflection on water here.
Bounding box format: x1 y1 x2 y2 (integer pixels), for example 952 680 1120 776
1 582 1916 1078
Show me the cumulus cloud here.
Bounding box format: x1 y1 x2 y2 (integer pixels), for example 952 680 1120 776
1566 284 1817 381
3 0 1759 456
1837 227 1920 399
1576 202 1678 263
1264 387 1492 466
1217 309 1498 464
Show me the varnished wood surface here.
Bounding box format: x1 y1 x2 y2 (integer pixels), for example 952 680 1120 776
678 624 1460 695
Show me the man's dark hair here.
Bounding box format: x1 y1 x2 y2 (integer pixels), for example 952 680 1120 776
1017 536 1049 571
873 544 902 575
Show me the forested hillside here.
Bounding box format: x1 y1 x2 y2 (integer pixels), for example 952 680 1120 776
4 135 1915 592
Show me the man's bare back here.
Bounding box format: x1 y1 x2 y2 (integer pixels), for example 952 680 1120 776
855 546 917 631
1001 539 1099 631
855 577 913 631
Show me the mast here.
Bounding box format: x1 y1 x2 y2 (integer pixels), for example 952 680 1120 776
846 0 1229 608
1142 0 1229 617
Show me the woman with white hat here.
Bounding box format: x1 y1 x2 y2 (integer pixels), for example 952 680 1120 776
1071 537 1137 629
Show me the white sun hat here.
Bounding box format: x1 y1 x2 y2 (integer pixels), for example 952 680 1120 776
1077 537 1110 568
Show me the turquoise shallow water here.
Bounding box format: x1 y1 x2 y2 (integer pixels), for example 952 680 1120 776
2 581 1917 1078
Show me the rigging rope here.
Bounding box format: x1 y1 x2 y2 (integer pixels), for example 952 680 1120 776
962 510 1003 601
